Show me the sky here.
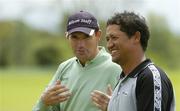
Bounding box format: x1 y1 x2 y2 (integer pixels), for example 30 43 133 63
0 0 180 34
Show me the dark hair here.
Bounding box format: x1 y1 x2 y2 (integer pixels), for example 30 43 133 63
107 11 150 51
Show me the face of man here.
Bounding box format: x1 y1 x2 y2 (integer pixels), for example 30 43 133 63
68 31 100 64
106 24 133 65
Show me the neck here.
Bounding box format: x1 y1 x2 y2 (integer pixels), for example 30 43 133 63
121 54 146 75
79 48 99 67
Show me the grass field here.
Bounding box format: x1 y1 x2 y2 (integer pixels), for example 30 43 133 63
0 68 179 111
0 68 54 111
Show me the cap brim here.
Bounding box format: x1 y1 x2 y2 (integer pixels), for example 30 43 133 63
67 27 95 37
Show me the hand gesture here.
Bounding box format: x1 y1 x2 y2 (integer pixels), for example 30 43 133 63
41 80 71 106
91 84 112 111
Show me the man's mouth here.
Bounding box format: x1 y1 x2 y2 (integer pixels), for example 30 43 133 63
76 50 85 54
111 50 118 55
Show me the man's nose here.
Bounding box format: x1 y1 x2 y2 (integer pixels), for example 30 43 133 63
107 40 114 49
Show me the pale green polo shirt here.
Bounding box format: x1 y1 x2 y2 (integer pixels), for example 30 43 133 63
33 46 121 111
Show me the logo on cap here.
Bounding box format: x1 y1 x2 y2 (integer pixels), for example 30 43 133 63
68 19 92 26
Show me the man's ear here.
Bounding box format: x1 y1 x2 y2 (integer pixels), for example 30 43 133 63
95 30 102 41
133 31 141 43
65 32 69 39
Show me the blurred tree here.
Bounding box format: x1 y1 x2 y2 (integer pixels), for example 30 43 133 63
0 11 179 70
0 20 73 67
147 13 180 69
35 45 61 66
98 20 107 47
8 21 29 66
0 21 16 67
59 11 70 35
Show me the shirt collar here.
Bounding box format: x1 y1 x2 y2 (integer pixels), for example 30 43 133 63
76 46 108 67
120 59 153 78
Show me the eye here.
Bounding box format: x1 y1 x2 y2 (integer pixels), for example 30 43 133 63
85 34 91 38
84 35 91 40
106 34 118 41
106 36 110 41
112 36 117 40
68 35 78 40
71 36 76 39
111 35 118 40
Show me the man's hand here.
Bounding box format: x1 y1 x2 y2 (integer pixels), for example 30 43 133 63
41 80 71 106
91 84 112 111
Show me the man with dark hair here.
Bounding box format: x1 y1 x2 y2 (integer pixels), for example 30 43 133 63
91 11 175 111
32 11 121 111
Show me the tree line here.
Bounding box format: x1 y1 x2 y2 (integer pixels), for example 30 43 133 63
0 12 180 70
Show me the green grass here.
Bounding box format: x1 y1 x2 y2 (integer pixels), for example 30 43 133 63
0 68 54 111
0 68 179 111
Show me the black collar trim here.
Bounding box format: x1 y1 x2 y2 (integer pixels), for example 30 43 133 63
120 59 153 78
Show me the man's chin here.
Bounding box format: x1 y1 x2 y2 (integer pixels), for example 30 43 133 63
76 55 87 60
112 58 119 64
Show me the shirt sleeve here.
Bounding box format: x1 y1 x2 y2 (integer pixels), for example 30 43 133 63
136 65 176 111
136 69 154 111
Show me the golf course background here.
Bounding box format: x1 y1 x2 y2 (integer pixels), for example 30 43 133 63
0 68 179 111
1 2 180 111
